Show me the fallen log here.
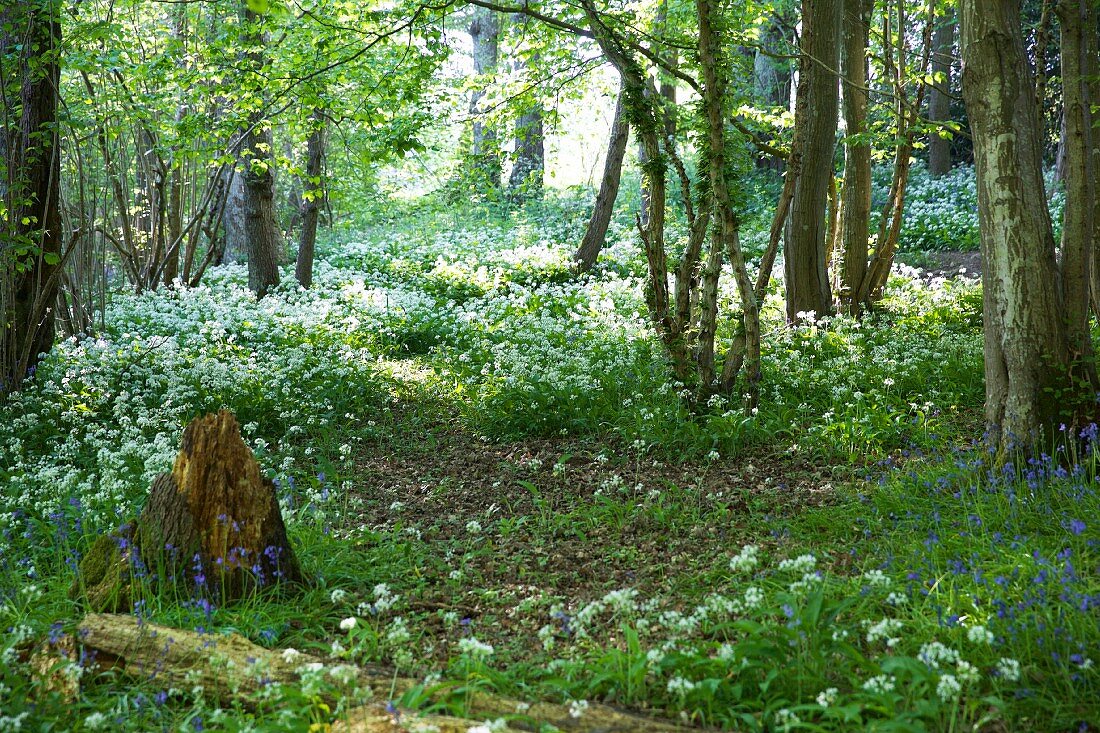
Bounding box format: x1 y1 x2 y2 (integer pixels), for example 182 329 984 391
78 613 689 732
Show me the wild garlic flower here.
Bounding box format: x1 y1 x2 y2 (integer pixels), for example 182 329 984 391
966 625 993 644
936 673 962 700
729 544 760 573
996 657 1021 682
457 637 494 659
778 554 817 573
861 674 896 694
862 569 892 588
667 676 695 695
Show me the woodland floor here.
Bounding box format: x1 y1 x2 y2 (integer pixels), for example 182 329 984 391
335 395 867 668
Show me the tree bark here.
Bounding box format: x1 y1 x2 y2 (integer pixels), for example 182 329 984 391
78 614 689 732
835 0 872 312
1 0 62 395
784 0 840 322
139 410 304 597
928 8 955 177
229 4 283 297
296 108 326 289
960 0 1071 446
638 1 676 227
468 6 502 189
1057 0 1097 381
240 124 283 297
508 103 544 198
574 88 629 271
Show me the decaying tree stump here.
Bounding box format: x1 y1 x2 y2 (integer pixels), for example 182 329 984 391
138 410 303 597
77 614 691 733
75 411 303 610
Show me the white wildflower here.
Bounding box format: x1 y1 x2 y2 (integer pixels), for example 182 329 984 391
966 625 993 644
862 674 896 694
667 676 695 695
729 544 760 573
778 554 817 573
457 637 494 659
936 673 962 700
996 657 1021 682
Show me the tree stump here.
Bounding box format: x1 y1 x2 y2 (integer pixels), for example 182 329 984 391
75 411 303 610
139 410 304 599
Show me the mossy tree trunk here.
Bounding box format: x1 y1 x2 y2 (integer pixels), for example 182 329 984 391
960 0 1074 447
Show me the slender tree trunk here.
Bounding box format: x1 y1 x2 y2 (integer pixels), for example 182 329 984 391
784 0 840 322
1 0 62 394
835 0 872 312
296 109 326 289
697 0 761 399
508 38 544 200
1086 5 1100 321
236 5 282 297
220 152 246 265
960 0 1071 446
638 0 675 227
927 8 955 177
240 125 282 297
1057 0 1097 382
575 88 629 272
469 7 501 189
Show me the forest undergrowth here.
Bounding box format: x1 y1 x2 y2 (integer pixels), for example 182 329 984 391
0 178 1096 732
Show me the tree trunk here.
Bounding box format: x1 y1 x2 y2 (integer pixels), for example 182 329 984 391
960 0 1072 446
638 1 676 227
296 109 326 289
219 151 247 265
236 5 282 297
1 0 62 395
468 6 501 189
835 0 872 313
574 88 629 271
239 125 283 297
784 0 840 322
1086 4 1100 322
928 9 955 177
1057 0 1097 382
78 613 689 732
508 102 544 198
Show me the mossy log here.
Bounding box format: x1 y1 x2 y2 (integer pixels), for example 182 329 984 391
78 614 689 732
74 411 303 610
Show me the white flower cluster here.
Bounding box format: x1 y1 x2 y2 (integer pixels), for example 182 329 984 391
862 569 892 588
457 637 494 660
777 554 817 573
865 618 904 647
966 625 994 644
729 544 760 573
